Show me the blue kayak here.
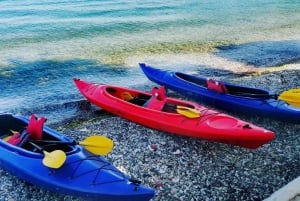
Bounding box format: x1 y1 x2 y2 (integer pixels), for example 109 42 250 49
0 113 155 201
139 63 300 123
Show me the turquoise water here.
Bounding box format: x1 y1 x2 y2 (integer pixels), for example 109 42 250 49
0 0 299 123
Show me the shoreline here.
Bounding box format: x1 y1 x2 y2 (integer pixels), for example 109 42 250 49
1 69 300 201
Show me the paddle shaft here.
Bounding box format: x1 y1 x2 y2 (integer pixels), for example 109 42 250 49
229 91 277 99
31 140 76 145
28 141 44 152
28 141 67 169
31 136 114 156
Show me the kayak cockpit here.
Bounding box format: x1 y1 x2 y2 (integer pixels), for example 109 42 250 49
175 72 270 98
105 86 200 115
21 134 74 153
0 114 74 153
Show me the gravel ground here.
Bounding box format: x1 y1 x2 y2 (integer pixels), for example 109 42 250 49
0 69 300 201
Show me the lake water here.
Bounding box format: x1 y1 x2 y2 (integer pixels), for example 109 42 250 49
0 0 299 123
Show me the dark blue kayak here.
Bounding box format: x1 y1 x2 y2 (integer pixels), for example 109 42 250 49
139 63 300 123
0 113 155 201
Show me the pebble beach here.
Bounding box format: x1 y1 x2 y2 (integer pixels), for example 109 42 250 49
1 69 300 201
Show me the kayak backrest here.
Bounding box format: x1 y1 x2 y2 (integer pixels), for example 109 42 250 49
143 86 167 110
206 79 228 93
151 86 167 100
26 114 46 140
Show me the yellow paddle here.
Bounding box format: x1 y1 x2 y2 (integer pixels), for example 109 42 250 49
42 149 66 169
3 135 11 141
230 88 300 107
176 105 201 118
278 88 300 107
32 135 114 156
121 92 135 101
78 135 114 155
29 141 66 169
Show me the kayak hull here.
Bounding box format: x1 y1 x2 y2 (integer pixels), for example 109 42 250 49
74 78 274 149
139 63 300 123
0 113 155 201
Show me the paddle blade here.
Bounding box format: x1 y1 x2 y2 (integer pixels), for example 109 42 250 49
42 150 66 169
3 136 11 142
79 135 114 155
278 88 300 107
121 92 134 101
176 106 201 118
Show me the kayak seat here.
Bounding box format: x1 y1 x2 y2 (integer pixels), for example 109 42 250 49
143 97 165 111
133 93 151 106
143 86 167 111
206 79 227 93
128 98 147 106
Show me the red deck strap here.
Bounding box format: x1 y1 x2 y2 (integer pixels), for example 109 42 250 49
206 79 228 93
26 114 47 140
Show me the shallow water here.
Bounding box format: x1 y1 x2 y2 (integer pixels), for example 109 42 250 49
0 0 299 123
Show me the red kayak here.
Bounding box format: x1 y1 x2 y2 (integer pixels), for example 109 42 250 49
73 78 274 149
